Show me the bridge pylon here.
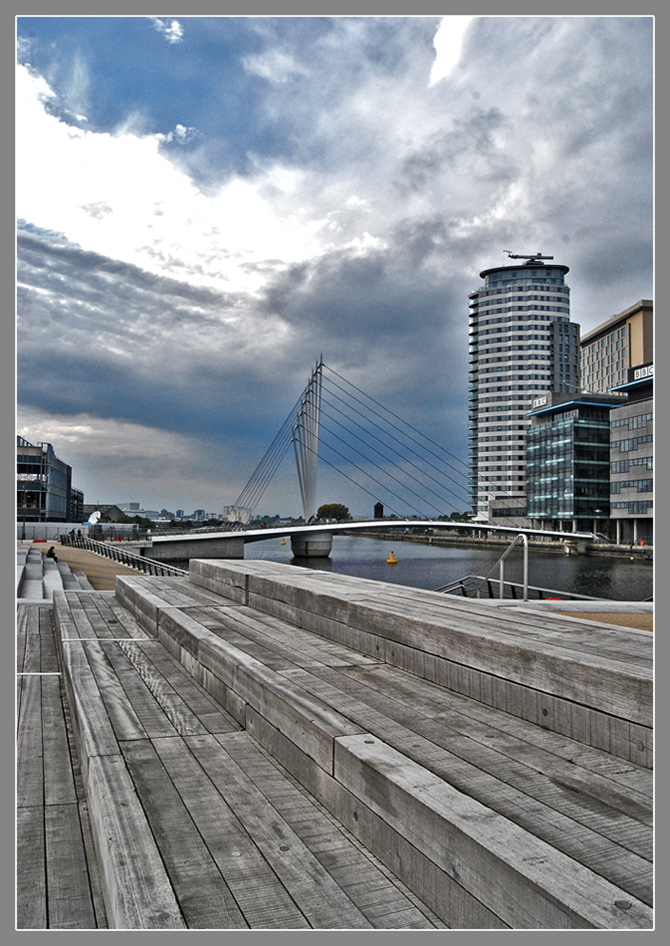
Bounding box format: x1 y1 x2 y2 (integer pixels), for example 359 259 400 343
293 356 323 524
291 357 332 557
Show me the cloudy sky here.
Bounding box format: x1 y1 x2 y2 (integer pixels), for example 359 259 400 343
16 15 653 518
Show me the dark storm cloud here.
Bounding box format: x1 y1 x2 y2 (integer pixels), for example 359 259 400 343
399 107 515 193
17 231 297 441
17 222 469 469
258 225 469 446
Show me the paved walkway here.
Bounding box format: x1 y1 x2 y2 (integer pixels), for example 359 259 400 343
31 542 141 591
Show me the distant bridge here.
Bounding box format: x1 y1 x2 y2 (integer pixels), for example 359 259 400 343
148 519 596 562
162 359 599 562
221 358 550 534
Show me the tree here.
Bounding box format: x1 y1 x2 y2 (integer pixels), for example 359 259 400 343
316 503 351 522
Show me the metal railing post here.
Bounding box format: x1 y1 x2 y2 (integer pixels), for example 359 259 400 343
522 533 528 601
472 533 530 602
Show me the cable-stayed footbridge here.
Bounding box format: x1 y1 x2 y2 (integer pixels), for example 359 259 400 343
150 359 595 562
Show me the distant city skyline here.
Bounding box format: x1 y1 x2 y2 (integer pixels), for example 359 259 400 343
16 16 653 515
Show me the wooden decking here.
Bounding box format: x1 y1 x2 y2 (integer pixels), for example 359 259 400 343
17 560 653 930
17 593 443 929
16 603 108 929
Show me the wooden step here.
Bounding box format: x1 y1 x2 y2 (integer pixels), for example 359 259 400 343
110 568 653 929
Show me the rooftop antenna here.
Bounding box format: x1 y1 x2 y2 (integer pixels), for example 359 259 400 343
504 251 554 263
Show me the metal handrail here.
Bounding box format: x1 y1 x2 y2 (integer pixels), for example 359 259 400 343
473 533 529 600
434 574 605 601
61 536 188 577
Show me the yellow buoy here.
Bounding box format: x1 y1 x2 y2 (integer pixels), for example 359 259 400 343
280 538 286 545
387 551 397 564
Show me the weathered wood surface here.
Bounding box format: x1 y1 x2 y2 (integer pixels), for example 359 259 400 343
38 589 447 929
110 568 653 929
148 594 653 906
187 560 653 763
16 603 107 930
335 734 651 930
22 568 653 929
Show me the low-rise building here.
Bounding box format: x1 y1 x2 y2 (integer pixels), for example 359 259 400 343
608 363 653 545
17 436 83 523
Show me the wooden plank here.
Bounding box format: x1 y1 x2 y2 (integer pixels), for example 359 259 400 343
344 662 653 798
180 732 373 929
192 604 378 670
16 806 47 929
45 803 98 929
16 606 28 673
243 707 508 929
85 753 185 929
334 734 653 930
162 614 365 773
217 730 444 928
80 640 153 742
75 593 119 639
207 564 651 724
151 734 315 928
270 608 652 764
95 595 152 640
131 638 242 734
104 639 206 738
16 674 44 809
39 606 59 672
284 666 651 903
120 738 249 929
342 663 653 822
58 641 123 790
21 606 43 673
41 674 78 807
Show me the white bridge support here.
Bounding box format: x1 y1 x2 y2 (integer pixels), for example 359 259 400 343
290 530 333 558
291 357 333 557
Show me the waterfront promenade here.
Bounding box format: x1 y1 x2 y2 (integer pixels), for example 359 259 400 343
17 544 653 929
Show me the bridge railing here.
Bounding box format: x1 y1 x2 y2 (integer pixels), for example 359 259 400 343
60 535 188 577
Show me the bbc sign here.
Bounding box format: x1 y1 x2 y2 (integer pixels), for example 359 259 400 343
633 364 654 381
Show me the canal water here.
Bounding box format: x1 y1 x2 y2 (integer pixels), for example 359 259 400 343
245 534 653 601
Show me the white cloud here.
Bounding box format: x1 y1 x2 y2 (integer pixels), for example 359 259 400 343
242 49 308 83
16 64 331 295
429 16 474 86
149 17 184 45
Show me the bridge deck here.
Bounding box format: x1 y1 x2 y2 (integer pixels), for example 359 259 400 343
18 561 653 929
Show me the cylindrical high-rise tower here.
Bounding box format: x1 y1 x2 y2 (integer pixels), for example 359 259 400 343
467 254 580 521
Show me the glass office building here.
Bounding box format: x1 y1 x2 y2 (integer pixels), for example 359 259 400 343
526 394 621 532
17 436 74 523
